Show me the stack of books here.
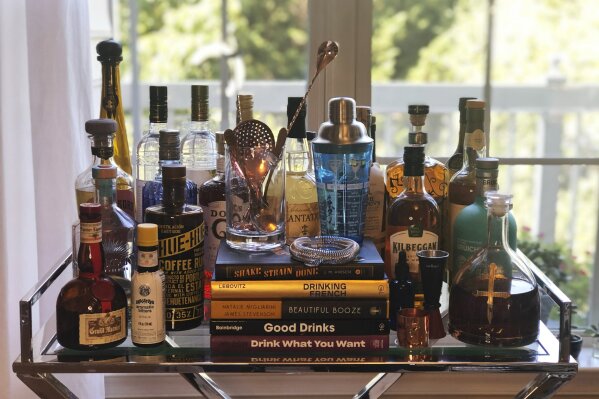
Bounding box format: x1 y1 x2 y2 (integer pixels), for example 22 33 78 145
209 240 390 353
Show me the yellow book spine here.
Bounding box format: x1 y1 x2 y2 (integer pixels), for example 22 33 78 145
211 280 389 299
211 300 282 319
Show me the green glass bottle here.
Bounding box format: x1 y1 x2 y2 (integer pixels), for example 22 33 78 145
452 158 517 281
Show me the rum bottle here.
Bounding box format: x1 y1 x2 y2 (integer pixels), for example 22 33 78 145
181 85 217 192
145 165 204 330
385 146 440 281
135 86 168 222
447 97 477 178
56 203 128 350
449 193 539 347
452 158 517 280
75 118 135 218
285 97 319 244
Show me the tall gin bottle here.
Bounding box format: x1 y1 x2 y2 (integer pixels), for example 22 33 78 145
452 158 517 279
135 86 168 222
386 146 440 281
181 85 217 195
285 97 319 244
75 119 135 218
447 97 477 178
57 203 128 350
145 165 204 330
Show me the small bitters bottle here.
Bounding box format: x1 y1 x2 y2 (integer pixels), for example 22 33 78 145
389 251 414 331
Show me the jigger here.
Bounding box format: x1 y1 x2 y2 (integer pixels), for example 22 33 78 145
417 250 449 340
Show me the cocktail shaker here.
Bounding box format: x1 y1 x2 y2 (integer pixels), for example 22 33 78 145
312 97 373 244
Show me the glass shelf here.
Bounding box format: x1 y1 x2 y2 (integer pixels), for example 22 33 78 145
13 251 578 399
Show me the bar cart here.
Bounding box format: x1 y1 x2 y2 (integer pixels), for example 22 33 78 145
13 250 577 399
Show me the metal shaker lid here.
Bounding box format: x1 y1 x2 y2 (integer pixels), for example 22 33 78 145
313 97 373 149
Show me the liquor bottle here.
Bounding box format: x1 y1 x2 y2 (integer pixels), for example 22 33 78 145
135 86 168 222
389 251 414 331
285 97 320 244
198 132 226 305
357 107 385 256
313 97 373 244
447 97 477 178
145 165 204 330
132 223 165 347
452 158 517 279
75 119 135 218
56 203 128 350
448 100 488 258
181 85 217 194
142 129 198 218
93 165 135 299
449 193 540 347
385 146 440 282
97 39 132 175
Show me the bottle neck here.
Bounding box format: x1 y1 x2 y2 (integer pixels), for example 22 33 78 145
487 208 510 249
463 109 486 168
455 120 467 154
404 175 426 194
475 174 498 199
285 137 310 174
149 122 167 134
78 220 104 278
100 63 119 119
216 155 225 175
188 120 210 132
96 179 116 206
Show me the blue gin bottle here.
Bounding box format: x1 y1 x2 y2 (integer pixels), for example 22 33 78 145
312 97 373 245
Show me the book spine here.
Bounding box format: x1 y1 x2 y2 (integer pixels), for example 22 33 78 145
210 355 386 363
215 263 384 280
210 299 389 320
211 280 389 299
210 335 389 352
210 319 390 336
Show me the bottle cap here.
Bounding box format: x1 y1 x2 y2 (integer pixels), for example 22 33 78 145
408 104 429 127
485 192 513 216
137 223 158 247
356 106 372 136
408 131 428 145
403 146 425 176
215 131 226 155
476 157 499 170
159 129 180 160
458 97 477 122
287 97 306 139
191 85 209 122
163 164 187 180
236 94 254 123
150 86 168 123
96 39 122 62
85 118 117 136
466 100 485 109
92 164 117 179
79 203 102 219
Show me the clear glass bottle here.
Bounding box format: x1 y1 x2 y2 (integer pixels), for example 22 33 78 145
452 158 517 280
285 97 320 244
145 165 204 331
142 129 198 219
56 203 128 350
181 85 217 192
447 97 477 178
135 86 168 222
198 132 226 308
386 146 440 282
93 165 135 301
313 97 373 245
97 39 132 175
75 119 135 219
449 193 540 347
132 223 165 347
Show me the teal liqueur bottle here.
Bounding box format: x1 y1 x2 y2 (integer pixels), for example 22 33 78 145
452 158 516 281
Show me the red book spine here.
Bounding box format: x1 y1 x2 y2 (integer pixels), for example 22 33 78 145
210 335 389 352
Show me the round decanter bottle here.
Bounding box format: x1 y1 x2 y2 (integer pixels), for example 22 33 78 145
449 193 540 347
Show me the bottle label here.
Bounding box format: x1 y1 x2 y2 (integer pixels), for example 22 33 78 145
387 165 448 200
138 249 158 267
80 222 102 244
286 202 320 243
117 188 135 219
132 270 165 345
389 229 438 274
135 179 148 223
79 308 126 345
465 129 485 151
454 237 482 272
201 201 226 273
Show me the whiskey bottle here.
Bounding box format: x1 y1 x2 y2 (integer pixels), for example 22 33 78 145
452 158 517 280
181 85 217 193
135 86 168 222
386 146 440 281
97 39 132 175
447 97 477 178
448 100 488 258
132 223 165 347
449 193 539 347
93 164 135 300
56 203 128 350
145 165 204 330
142 129 198 218
75 118 135 218
198 132 226 304
357 107 385 255
285 97 319 244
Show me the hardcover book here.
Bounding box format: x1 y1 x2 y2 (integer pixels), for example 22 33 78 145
210 335 389 352
214 239 384 280
210 319 390 336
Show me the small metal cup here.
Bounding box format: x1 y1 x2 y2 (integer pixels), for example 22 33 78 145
397 308 429 348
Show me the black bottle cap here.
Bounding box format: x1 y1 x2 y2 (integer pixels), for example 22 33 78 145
408 105 429 115
96 39 123 63
159 129 180 161
85 118 117 136
287 97 306 139
149 86 168 123
403 146 425 176
79 203 102 221
458 97 477 122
